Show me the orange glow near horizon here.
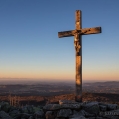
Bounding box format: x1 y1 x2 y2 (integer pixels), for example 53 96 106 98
0 62 119 81
0 69 119 81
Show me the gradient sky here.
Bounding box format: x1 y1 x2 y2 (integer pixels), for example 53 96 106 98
0 0 119 82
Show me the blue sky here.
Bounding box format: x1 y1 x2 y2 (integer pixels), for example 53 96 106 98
0 0 119 82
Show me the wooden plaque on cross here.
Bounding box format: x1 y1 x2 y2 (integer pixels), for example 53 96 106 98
58 10 101 102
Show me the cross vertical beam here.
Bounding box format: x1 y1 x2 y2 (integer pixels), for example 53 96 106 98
74 10 82 102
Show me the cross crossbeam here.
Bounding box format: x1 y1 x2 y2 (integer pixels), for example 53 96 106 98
58 10 101 102
58 27 101 38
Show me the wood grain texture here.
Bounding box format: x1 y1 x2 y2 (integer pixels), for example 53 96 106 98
58 27 101 38
75 10 82 30
58 30 74 38
81 27 101 35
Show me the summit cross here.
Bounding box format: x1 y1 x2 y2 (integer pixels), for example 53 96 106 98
58 10 102 102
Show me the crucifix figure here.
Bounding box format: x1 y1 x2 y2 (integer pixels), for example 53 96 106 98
58 10 101 102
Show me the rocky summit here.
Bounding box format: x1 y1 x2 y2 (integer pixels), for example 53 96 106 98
0 100 119 119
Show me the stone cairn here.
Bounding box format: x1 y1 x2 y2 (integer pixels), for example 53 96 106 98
0 100 119 119
44 100 119 119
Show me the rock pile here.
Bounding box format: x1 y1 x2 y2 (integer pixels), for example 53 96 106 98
0 100 119 119
0 101 44 119
44 100 119 119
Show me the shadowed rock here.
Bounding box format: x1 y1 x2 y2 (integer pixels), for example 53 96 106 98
43 104 81 111
57 109 72 118
0 111 13 119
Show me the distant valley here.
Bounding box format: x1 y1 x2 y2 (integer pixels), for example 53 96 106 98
0 81 119 96
0 81 119 106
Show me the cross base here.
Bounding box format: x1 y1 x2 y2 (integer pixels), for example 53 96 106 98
75 95 82 102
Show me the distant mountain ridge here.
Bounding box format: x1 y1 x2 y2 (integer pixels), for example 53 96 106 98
83 81 119 94
83 81 119 86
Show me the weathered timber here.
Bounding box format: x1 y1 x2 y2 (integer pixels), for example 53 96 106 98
81 27 101 35
58 27 101 38
75 10 81 30
58 10 102 102
58 30 75 38
74 10 82 102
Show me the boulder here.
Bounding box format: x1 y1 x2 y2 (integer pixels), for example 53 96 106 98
43 103 81 111
45 111 56 119
9 109 21 118
27 105 34 114
57 109 72 118
21 106 29 113
33 106 42 113
69 110 95 119
0 111 13 119
0 101 11 113
99 105 107 112
82 102 100 115
20 113 33 119
43 104 61 111
107 104 118 110
34 110 44 118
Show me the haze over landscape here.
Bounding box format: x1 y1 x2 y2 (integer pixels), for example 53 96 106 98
0 0 119 83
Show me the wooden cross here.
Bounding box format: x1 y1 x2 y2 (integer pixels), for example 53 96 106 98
58 10 101 102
